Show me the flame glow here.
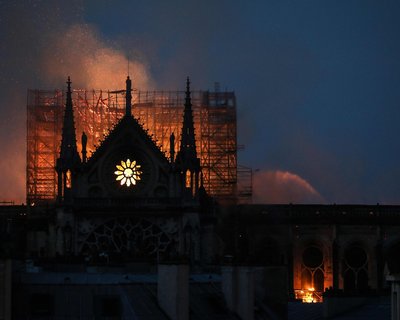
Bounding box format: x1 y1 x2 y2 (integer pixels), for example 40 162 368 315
295 287 323 303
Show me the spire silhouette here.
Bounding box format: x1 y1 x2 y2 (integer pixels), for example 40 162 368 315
56 77 81 202
180 77 197 159
176 77 201 198
126 76 132 116
59 77 80 165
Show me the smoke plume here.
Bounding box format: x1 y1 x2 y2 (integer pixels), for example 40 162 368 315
41 24 153 90
0 2 152 203
252 170 324 204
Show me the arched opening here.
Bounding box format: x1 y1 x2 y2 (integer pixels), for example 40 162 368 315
296 245 324 302
65 170 72 189
314 269 324 292
301 269 312 289
185 170 191 188
344 269 356 291
343 245 369 293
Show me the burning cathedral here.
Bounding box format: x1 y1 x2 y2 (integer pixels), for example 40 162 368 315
0 75 400 319
51 76 209 263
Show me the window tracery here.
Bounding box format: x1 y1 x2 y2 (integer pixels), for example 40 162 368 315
79 217 178 260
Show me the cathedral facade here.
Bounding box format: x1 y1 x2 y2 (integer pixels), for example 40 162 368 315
27 76 215 267
19 76 400 296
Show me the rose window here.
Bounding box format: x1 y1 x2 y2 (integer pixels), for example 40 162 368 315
114 159 142 187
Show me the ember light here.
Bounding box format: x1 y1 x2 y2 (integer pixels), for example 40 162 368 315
295 287 322 303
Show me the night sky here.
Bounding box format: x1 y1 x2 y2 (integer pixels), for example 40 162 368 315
1 0 400 204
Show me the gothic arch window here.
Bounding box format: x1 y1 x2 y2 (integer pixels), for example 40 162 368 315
301 246 325 292
343 245 369 292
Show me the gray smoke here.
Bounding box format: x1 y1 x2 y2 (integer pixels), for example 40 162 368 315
0 1 152 203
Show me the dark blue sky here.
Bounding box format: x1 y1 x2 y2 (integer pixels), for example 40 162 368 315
1 0 400 203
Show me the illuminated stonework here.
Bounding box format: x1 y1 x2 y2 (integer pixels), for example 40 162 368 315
114 159 142 187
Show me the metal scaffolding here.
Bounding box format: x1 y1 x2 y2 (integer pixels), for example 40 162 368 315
27 88 251 204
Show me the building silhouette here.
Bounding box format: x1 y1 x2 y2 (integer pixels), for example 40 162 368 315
0 76 399 319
